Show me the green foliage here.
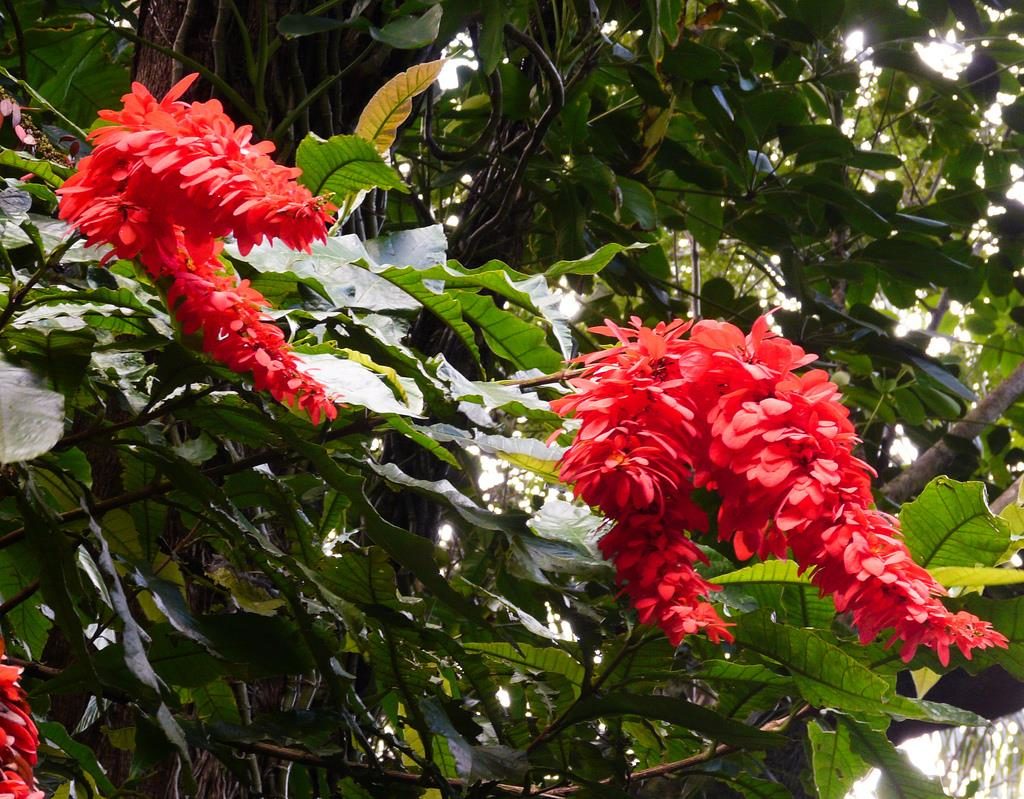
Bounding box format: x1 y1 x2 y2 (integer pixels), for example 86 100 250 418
3 0 1024 797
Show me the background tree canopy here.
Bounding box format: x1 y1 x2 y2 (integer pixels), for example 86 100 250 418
3 0 1024 797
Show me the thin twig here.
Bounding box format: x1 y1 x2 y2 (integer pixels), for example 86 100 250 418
0 580 38 617
57 387 218 449
500 368 585 389
545 704 812 796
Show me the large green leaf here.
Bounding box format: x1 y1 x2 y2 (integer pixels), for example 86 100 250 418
929 565 1024 587
464 642 585 686
714 560 810 585
38 720 118 795
842 717 949 799
296 133 407 207
545 243 648 279
900 477 1010 568
0 358 64 464
421 697 528 782
699 659 796 719
735 610 904 718
963 594 1024 678
370 5 442 49
0 543 50 658
0 148 73 187
808 720 869 799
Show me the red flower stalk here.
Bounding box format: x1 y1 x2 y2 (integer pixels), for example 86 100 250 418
554 314 1008 665
57 75 338 422
0 643 42 799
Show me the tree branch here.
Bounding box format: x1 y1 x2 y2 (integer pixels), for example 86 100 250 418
543 704 812 796
992 474 1022 515
880 359 1024 504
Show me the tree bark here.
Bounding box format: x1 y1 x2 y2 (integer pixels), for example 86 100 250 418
881 359 1024 504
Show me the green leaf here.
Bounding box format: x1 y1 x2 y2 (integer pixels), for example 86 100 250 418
1005 97 1024 133
370 5 443 49
859 238 969 285
847 151 904 169
475 433 564 482
38 720 118 795
843 717 948 798
795 0 845 37
962 594 1024 678
370 259 571 362
436 360 556 421
527 497 603 551
929 565 1024 587
455 290 563 372
714 560 810 586
318 545 401 608
900 477 1010 568
365 460 506 531
0 148 73 187
294 353 421 416
662 40 723 82
687 192 724 250
808 720 868 799
562 693 784 749
0 544 50 658
478 1 506 74
617 176 658 229
545 242 648 279
296 133 407 203
421 698 529 782
736 610 901 717
465 642 586 685
0 358 65 464
297 455 491 628
779 125 854 164
698 660 796 719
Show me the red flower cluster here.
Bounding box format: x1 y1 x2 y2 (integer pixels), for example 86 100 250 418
0 643 42 799
554 315 1008 666
57 75 338 422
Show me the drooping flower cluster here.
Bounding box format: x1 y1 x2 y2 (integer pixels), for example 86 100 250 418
0 643 42 799
57 75 338 422
554 315 1008 665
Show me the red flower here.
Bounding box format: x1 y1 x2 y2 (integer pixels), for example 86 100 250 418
0 770 42 799
164 235 338 423
57 75 339 422
555 314 1008 663
0 644 41 799
601 519 731 645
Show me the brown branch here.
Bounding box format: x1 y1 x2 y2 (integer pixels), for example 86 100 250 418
5 656 60 679
0 581 39 617
992 474 1023 515
219 741 572 797
543 705 811 796
57 387 218 449
880 358 1024 504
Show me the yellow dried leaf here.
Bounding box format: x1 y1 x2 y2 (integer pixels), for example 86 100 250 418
354 59 445 153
